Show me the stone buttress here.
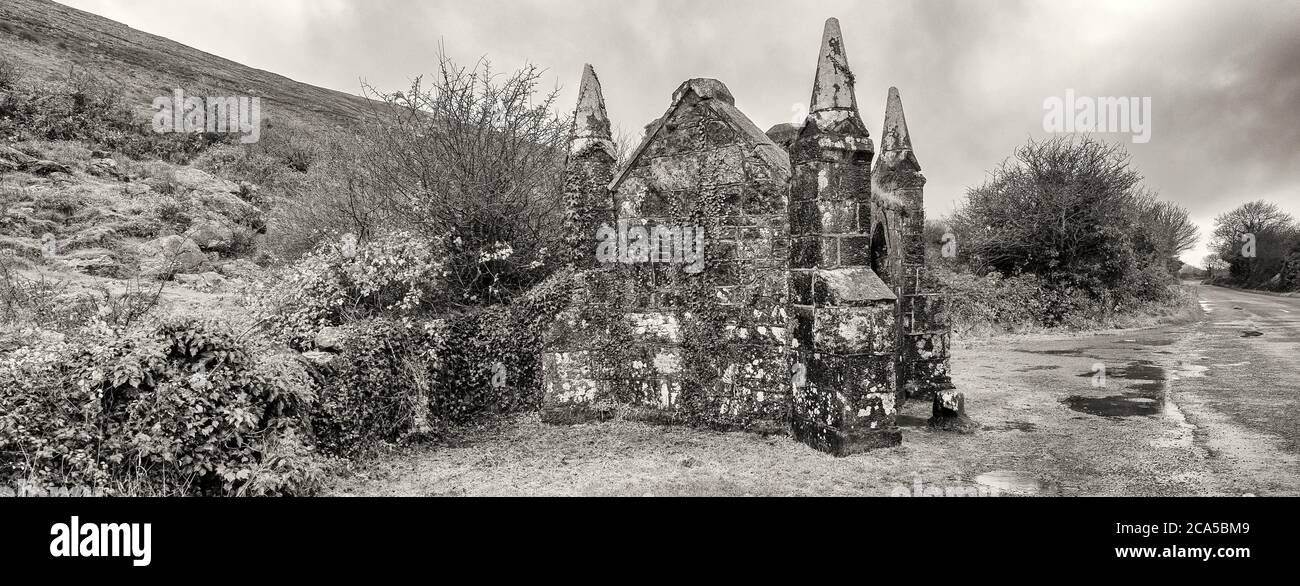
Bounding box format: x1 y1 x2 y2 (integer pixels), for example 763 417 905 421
786 18 902 454
871 88 971 431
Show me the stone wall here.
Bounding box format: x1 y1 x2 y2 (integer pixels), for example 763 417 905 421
543 79 793 432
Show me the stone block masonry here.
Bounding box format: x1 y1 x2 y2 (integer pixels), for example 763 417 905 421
539 17 965 454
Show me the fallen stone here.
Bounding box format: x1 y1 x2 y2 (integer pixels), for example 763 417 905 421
315 326 346 351
57 248 123 277
90 150 112 159
929 389 978 433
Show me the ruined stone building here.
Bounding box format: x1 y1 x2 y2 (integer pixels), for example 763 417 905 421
541 17 968 455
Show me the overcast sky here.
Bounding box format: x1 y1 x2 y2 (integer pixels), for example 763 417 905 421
57 0 1300 265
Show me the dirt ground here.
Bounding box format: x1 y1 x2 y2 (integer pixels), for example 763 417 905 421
327 283 1300 497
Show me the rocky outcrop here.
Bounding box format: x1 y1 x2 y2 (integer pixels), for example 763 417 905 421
136 235 208 278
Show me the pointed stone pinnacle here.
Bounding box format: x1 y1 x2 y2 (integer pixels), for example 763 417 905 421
876 86 920 173
570 64 615 158
809 17 857 113
880 87 912 153
573 64 612 140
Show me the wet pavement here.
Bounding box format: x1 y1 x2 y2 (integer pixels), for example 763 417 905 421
898 282 1300 496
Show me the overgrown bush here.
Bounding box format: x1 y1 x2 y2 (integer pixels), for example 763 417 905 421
260 230 449 349
938 267 1190 335
0 317 325 496
309 269 574 456
270 50 567 305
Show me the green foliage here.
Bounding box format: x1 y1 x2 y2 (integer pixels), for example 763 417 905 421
260 230 449 349
271 50 567 304
945 136 1190 323
0 318 324 496
310 269 574 456
0 59 228 162
937 267 1188 335
1210 200 1300 290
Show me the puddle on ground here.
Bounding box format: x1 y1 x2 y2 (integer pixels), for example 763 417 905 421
1170 362 1208 380
1073 359 1164 381
1016 365 1061 372
1065 393 1165 417
974 470 1054 495
1066 359 1176 418
982 421 1037 432
1119 338 1175 346
896 415 929 428
1020 348 1089 356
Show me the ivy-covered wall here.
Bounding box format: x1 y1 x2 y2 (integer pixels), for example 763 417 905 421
542 79 792 433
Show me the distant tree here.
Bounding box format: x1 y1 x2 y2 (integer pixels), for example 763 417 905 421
1210 200 1299 288
1133 192 1199 275
949 136 1171 300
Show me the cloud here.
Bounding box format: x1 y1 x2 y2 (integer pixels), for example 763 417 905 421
57 0 1300 265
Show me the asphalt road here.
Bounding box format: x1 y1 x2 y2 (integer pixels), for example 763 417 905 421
933 282 1300 496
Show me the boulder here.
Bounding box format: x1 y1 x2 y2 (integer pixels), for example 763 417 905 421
24 160 72 176
315 326 346 351
0 146 37 166
183 219 236 251
87 158 126 180
57 248 123 277
136 235 208 278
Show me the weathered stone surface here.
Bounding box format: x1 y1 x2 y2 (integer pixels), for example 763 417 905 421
0 146 38 167
87 158 126 180
315 326 346 351
184 219 237 251
25 160 72 176
540 16 961 453
809 18 857 114
929 388 977 433
136 235 208 278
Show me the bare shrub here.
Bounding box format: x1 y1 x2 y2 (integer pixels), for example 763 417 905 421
275 47 569 305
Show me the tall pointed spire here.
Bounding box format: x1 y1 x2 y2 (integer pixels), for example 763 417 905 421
880 87 911 153
561 64 616 268
570 64 615 158
809 17 858 113
877 87 919 171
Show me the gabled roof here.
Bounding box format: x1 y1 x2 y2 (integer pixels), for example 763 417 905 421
610 78 790 191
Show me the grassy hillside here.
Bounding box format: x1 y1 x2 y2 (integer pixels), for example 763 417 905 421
0 0 373 129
